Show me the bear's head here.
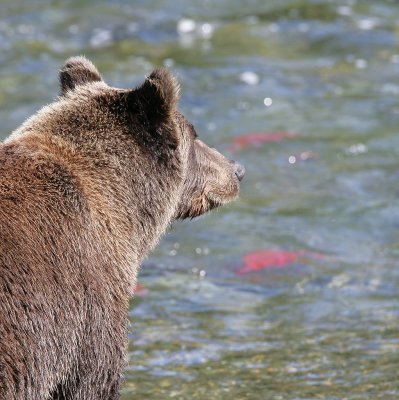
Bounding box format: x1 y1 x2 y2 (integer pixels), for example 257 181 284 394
58 57 244 220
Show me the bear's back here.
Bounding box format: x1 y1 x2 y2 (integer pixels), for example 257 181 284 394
0 138 85 216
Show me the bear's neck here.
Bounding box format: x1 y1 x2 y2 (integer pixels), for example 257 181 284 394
7 121 184 286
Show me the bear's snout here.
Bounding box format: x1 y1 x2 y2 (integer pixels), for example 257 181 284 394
232 161 245 181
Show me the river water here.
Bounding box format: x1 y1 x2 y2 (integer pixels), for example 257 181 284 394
1 1 399 399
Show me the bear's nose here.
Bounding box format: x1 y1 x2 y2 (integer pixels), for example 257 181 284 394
233 161 245 181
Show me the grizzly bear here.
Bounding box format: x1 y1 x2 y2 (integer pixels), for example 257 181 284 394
0 56 244 399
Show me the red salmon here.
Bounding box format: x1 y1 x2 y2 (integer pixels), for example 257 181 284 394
236 249 324 275
230 131 297 151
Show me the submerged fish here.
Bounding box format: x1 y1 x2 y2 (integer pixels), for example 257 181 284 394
236 249 324 275
131 283 148 297
230 131 297 151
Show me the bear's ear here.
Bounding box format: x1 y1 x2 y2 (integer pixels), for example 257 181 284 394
59 56 103 95
134 68 180 123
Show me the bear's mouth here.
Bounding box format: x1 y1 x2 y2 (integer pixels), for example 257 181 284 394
206 196 222 210
206 182 240 208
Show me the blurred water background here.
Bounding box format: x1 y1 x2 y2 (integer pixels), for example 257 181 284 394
1 0 399 399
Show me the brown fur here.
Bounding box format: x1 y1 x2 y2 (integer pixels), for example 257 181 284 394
0 56 244 399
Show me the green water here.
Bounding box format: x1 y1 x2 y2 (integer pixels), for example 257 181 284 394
1 1 399 398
